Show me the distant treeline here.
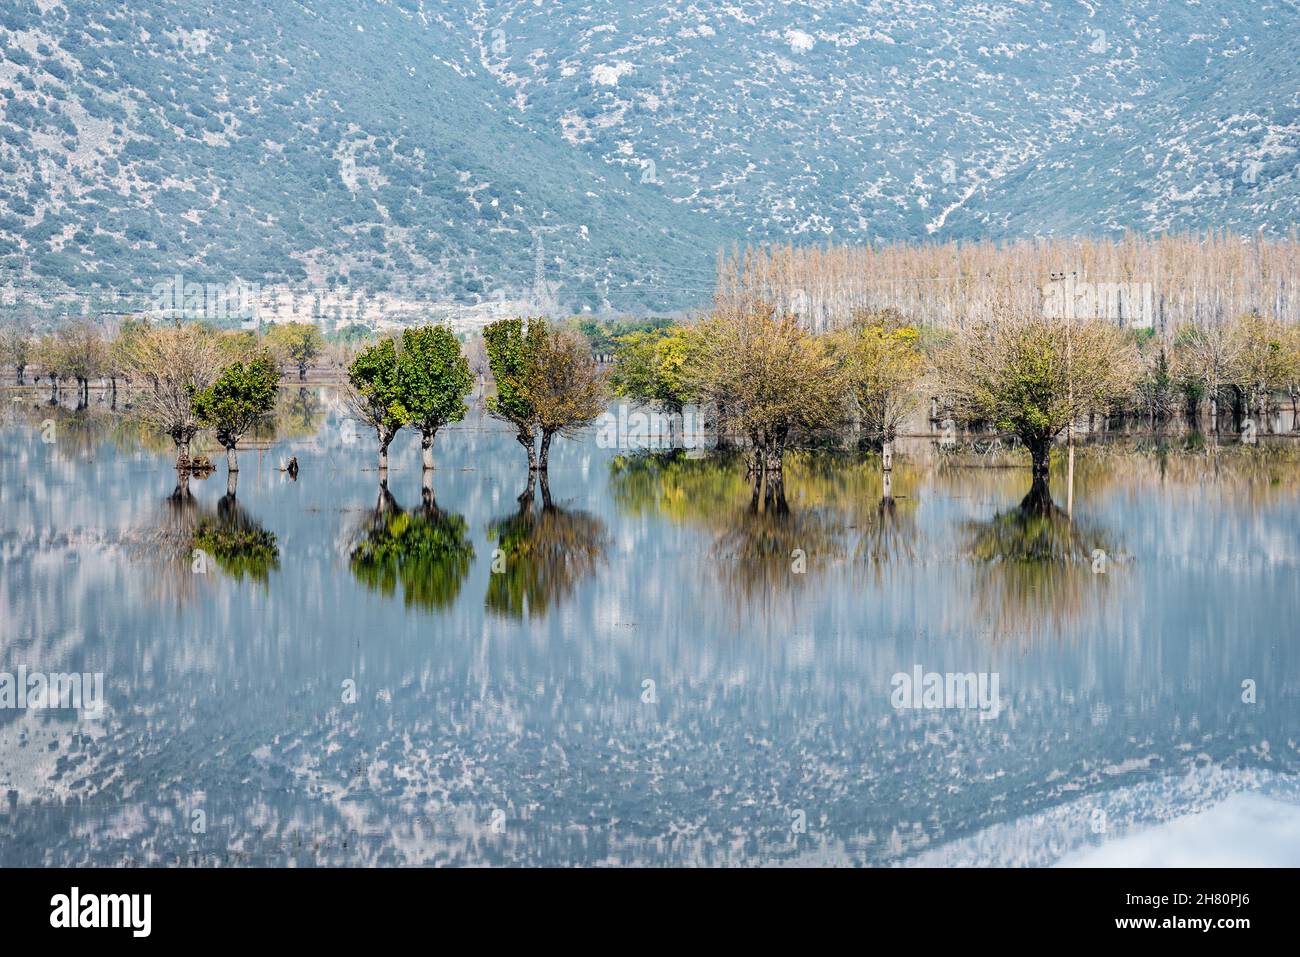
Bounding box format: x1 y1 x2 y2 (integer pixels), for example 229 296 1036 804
716 232 1300 333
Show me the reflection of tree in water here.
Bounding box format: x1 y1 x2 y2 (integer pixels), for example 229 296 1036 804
710 471 840 603
609 450 921 596
608 450 754 523
485 476 609 620
964 479 1119 641
125 474 278 602
8 400 133 462
192 489 281 584
853 495 918 572
349 480 474 611
244 387 326 447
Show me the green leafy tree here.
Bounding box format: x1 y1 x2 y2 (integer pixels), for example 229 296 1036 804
484 317 546 471
935 311 1139 492
191 349 280 474
840 309 925 465
610 325 698 443
267 321 325 381
397 325 473 470
347 338 410 470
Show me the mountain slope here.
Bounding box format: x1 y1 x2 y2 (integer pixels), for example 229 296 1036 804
0 0 1295 313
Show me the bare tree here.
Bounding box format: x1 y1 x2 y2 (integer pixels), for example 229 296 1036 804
1170 321 1244 429
124 323 222 469
0 318 31 384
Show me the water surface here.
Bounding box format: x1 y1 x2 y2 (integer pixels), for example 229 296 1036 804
1 389 1297 866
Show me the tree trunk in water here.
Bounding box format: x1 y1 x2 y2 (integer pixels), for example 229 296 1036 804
226 445 239 473
539 430 554 472
538 471 553 509
517 471 536 505
175 440 191 471
517 430 538 472
714 401 730 450
226 469 239 498
421 430 435 470
378 439 390 472
1028 436 1050 484
882 439 894 472
16 366 24 385
1020 475 1055 515
764 439 783 475
298 364 307 382
421 467 435 511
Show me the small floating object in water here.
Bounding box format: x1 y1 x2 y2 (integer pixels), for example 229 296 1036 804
284 455 299 479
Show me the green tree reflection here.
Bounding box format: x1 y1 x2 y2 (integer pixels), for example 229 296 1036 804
350 481 474 611
485 476 609 620
192 490 281 583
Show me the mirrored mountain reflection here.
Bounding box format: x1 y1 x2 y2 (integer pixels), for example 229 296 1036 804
349 479 474 611
485 475 609 620
963 478 1121 641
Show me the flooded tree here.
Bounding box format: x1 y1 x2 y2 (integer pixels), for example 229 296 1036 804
692 303 842 476
0 319 30 384
347 338 411 472
840 308 925 472
396 325 473 471
526 328 606 471
191 350 279 475
33 334 63 402
266 321 325 382
1170 321 1242 430
484 317 545 474
55 320 109 405
1229 315 1298 432
123 322 222 469
609 325 698 445
935 312 1138 492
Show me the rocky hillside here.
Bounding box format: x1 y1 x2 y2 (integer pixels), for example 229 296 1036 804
0 0 1295 313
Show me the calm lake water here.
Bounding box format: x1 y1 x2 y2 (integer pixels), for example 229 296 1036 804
2 387 1298 866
